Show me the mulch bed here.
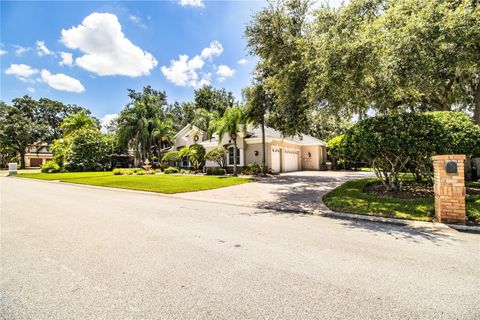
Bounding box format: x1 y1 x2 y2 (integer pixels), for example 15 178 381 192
365 181 480 199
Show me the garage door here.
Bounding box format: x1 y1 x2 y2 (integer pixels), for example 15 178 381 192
30 158 43 167
283 149 299 172
271 147 281 173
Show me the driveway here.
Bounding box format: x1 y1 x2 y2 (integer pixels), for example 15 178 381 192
174 170 374 212
2 177 479 319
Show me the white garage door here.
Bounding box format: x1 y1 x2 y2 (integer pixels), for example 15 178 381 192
283 149 299 172
271 147 281 173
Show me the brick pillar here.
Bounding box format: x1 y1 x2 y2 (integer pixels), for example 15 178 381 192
432 155 466 224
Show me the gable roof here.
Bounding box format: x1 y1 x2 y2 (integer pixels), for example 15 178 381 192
173 124 204 139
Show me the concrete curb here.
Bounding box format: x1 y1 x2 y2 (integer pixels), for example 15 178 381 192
8 176 480 234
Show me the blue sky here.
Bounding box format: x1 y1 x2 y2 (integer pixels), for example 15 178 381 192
1 0 342 124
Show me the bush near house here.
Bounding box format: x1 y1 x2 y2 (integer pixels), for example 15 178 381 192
340 112 480 191
179 144 206 173
205 146 227 168
242 163 263 175
164 167 180 174
161 151 180 167
41 160 62 173
206 167 226 175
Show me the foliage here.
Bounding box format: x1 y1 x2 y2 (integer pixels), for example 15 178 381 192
194 86 235 117
211 107 246 176
136 169 145 175
179 144 206 173
164 167 180 174
206 167 226 175
308 109 353 141
161 150 180 164
51 139 68 167
113 168 124 175
192 108 219 135
61 110 100 136
242 163 263 176
327 135 350 170
17 171 253 194
205 146 227 168
40 160 61 173
116 86 173 162
68 129 115 171
342 112 480 191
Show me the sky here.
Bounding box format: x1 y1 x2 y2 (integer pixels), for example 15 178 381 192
1 0 343 125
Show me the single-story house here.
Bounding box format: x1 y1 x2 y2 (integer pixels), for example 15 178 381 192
25 142 53 167
172 124 327 173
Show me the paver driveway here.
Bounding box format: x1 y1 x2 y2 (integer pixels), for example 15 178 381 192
2 176 479 319
174 170 374 212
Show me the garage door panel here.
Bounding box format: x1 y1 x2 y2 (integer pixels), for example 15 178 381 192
284 149 299 172
271 147 281 173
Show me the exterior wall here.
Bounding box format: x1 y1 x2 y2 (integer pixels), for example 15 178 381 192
174 128 205 149
301 145 320 170
25 153 53 167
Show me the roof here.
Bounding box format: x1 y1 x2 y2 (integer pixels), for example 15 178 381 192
247 125 326 146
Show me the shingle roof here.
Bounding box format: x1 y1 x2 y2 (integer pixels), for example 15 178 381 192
247 125 326 146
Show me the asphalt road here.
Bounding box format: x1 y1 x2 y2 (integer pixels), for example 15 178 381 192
1 177 479 320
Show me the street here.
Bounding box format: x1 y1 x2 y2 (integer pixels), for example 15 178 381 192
1 177 479 319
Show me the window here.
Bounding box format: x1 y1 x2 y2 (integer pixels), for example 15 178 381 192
228 147 240 165
182 156 189 167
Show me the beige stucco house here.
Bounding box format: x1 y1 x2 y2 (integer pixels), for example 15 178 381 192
172 124 327 173
25 142 53 167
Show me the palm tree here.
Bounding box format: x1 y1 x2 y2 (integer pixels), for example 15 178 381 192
211 107 246 176
61 110 99 136
192 108 218 139
151 118 175 158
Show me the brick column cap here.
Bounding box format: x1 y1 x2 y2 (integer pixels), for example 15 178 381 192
432 154 466 161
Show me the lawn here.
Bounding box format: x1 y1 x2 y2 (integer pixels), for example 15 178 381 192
15 172 253 194
323 178 479 224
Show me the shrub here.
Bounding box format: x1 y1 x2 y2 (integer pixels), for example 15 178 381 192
164 167 180 174
179 144 206 173
342 111 480 191
205 146 227 168
242 162 262 175
161 151 180 165
113 168 124 175
206 167 226 175
41 160 61 173
68 129 115 171
136 170 145 175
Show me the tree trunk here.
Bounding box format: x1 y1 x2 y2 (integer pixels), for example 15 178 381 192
233 138 238 177
19 151 26 169
261 121 266 175
474 82 480 125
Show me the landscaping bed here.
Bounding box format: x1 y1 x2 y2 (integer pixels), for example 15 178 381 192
15 172 253 194
323 178 479 225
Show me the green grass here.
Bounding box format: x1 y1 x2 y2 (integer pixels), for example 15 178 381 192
323 178 479 224
15 172 253 194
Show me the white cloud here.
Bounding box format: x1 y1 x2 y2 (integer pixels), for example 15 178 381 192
61 12 158 77
161 54 206 87
59 52 73 66
216 65 235 82
179 0 204 8
0 49 7 56
100 113 118 132
40 69 85 93
129 14 146 27
12 45 31 56
5 64 39 81
36 40 54 56
201 40 223 59
238 58 248 65
27 87 35 93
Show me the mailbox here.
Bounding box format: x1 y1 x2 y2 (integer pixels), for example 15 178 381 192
445 161 458 174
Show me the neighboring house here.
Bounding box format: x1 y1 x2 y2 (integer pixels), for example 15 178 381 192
172 124 327 173
25 142 53 167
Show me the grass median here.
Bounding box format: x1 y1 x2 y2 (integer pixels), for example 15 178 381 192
15 172 254 194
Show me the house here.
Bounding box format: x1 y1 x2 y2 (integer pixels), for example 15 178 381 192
25 142 53 167
172 124 327 173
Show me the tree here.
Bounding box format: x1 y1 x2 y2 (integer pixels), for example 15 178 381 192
0 101 41 168
179 144 206 173
166 101 196 130
61 110 100 136
205 146 228 168
307 109 353 141
116 86 171 162
194 86 236 117
211 107 246 176
243 83 274 174
192 108 219 136
68 128 115 171
161 150 180 167
245 0 311 136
